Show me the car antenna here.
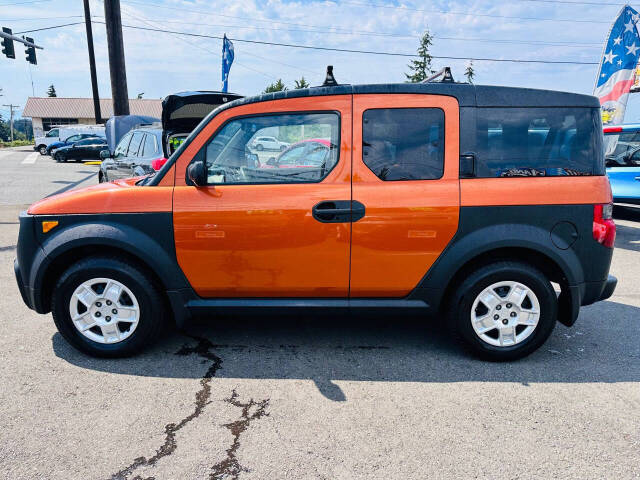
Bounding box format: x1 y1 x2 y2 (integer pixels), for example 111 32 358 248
322 65 338 86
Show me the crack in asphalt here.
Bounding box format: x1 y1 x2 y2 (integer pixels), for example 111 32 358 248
209 390 270 480
0 244 16 252
109 335 222 480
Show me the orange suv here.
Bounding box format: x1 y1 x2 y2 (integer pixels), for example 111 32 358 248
15 83 617 360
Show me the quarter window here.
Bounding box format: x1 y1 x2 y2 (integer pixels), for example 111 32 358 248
362 108 445 181
114 133 132 159
202 112 339 184
472 107 604 177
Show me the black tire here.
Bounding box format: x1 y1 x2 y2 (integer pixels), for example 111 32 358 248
256 143 264 151
55 153 65 163
51 256 166 357
448 261 557 361
38 145 47 155
98 172 104 183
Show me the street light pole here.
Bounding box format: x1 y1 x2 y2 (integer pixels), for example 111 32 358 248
83 0 102 124
103 0 129 116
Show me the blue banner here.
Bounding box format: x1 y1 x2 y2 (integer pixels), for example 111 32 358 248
221 34 234 93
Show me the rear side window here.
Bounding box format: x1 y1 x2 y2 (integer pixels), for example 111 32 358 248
362 108 444 181
473 107 604 177
142 133 158 157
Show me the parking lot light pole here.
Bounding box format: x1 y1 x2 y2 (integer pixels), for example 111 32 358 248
83 0 102 124
103 0 130 116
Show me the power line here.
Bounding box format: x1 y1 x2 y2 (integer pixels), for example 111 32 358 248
18 17 603 50
96 21 601 65
336 0 613 22
123 0 611 25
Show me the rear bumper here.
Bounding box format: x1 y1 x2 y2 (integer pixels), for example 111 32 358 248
581 274 617 306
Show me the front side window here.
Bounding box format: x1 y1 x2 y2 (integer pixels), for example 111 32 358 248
142 133 159 157
114 133 132 159
362 108 445 181
202 112 339 184
127 133 144 158
604 131 640 167
473 107 604 177
66 134 82 143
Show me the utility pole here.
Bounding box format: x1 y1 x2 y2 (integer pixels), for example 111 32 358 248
2 104 19 142
103 0 129 115
83 0 102 124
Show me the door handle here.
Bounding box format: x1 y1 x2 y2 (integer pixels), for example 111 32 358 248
312 200 366 223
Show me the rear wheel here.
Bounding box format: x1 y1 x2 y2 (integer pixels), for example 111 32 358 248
51 256 165 357
448 261 557 361
256 143 264 151
38 145 47 155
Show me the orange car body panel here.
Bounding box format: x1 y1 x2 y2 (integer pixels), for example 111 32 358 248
172 95 352 297
350 94 461 297
461 175 613 206
27 177 173 215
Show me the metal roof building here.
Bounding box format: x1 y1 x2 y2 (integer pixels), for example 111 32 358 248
22 97 163 137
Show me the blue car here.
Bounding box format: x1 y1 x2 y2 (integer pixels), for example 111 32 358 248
46 133 104 156
604 124 640 205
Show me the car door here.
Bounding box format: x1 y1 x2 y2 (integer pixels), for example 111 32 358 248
173 95 352 297
110 132 133 180
119 132 144 178
607 148 640 202
350 94 460 297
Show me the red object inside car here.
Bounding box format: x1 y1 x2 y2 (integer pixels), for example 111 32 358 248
151 158 168 171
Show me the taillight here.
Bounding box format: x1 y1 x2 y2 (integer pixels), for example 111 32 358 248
603 126 623 133
593 204 616 248
151 157 168 171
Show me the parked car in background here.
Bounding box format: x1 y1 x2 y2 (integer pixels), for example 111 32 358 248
251 135 289 151
266 139 331 168
47 133 105 156
34 125 105 155
604 124 640 204
53 137 109 163
99 127 165 182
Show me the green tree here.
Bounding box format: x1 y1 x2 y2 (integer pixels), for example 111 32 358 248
0 114 10 142
294 76 310 89
263 79 287 93
405 31 435 83
464 60 475 84
47 84 57 97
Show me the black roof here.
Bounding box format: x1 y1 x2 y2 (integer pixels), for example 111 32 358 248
213 83 599 112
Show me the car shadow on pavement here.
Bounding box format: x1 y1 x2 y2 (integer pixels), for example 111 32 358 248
52 300 640 402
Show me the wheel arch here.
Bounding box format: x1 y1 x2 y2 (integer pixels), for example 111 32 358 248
32 220 189 316
412 224 586 326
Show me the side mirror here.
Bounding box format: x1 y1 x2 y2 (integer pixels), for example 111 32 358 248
266 157 277 167
99 150 112 160
187 161 206 186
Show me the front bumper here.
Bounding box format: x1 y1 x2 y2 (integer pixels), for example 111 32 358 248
14 259 33 310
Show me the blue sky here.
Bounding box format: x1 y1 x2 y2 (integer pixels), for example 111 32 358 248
1 0 640 120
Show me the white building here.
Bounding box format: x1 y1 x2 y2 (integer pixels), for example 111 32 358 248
22 97 163 138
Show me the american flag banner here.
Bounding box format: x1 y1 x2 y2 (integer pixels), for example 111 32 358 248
594 5 640 126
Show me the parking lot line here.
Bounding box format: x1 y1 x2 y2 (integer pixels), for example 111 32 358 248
21 152 39 165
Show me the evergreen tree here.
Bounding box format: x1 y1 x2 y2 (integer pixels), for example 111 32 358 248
263 79 287 93
465 60 475 84
405 31 435 83
294 76 310 89
0 114 10 142
47 84 57 97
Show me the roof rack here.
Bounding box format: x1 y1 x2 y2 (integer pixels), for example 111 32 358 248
422 67 454 84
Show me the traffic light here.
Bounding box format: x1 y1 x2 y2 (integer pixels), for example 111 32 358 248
1 27 15 59
24 37 36 65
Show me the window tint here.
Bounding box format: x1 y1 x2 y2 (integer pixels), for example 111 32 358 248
46 129 59 137
66 134 82 142
142 133 158 157
202 112 339 184
473 107 604 177
114 133 132 159
127 133 144 158
604 131 640 167
362 108 445 181
76 138 106 146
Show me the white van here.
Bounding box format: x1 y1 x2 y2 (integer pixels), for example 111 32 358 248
34 125 105 155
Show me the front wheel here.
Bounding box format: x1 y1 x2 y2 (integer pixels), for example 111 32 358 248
51 256 165 357
38 145 47 155
54 153 65 163
256 143 264 151
448 261 557 361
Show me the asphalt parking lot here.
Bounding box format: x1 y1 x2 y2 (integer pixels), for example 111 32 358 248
0 146 638 479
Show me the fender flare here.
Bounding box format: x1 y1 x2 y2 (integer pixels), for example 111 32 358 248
31 219 190 312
